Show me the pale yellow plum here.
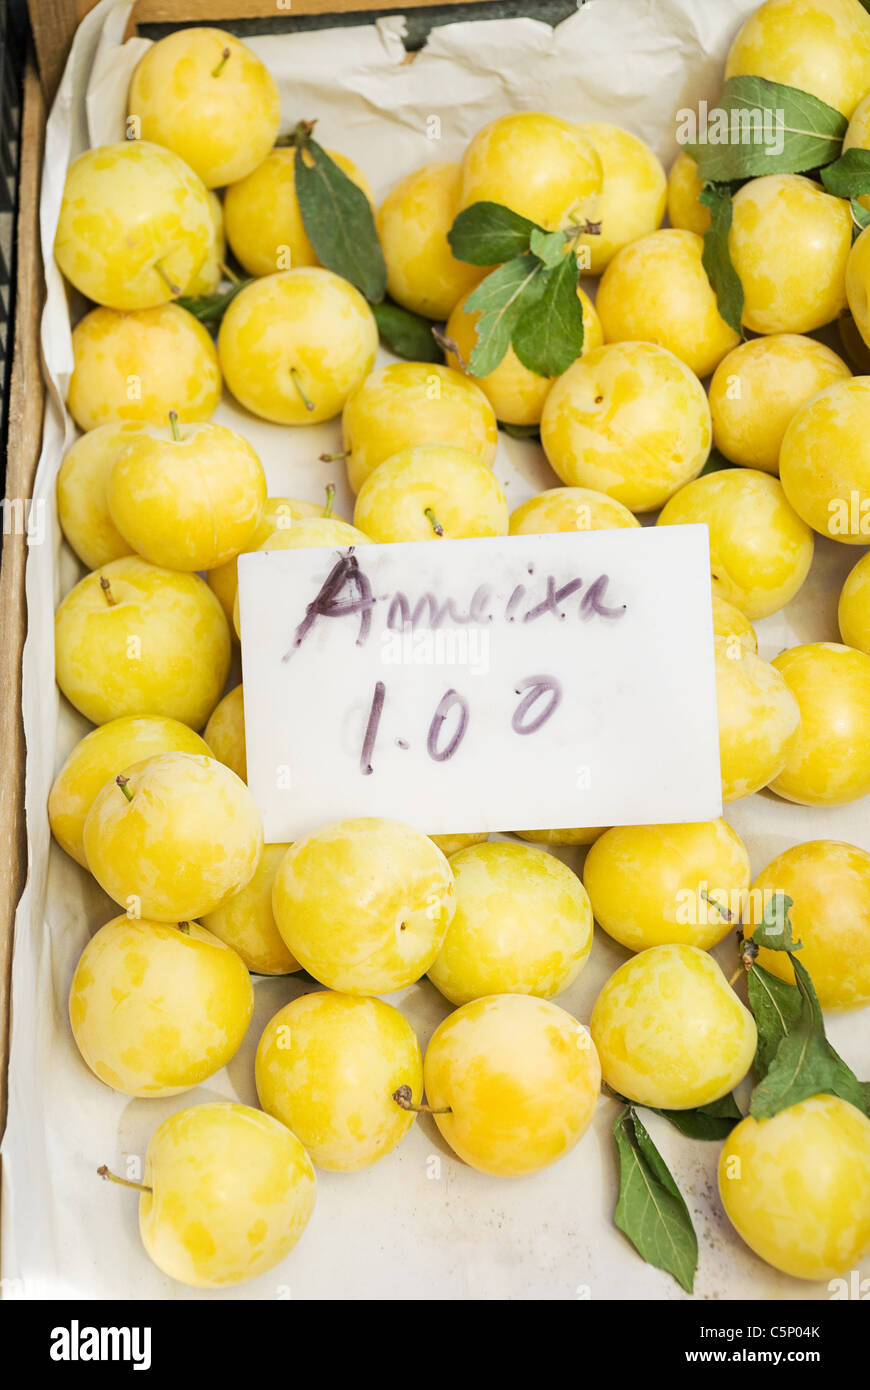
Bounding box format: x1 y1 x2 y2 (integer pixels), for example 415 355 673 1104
271 818 455 995
137 1103 315 1288
595 229 739 378
769 642 870 805
376 162 483 319
714 637 801 802
354 444 508 543
540 341 711 513
208 495 332 629
719 1096 870 1281
423 994 601 1177
69 916 253 1096
218 269 378 425
224 146 373 277
430 832 488 857
846 224 870 350
201 843 298 976
574 122 666 275
203 684 246 782
127 29 281 188
514 827 606 846
458 113 602 230
709 335 851 473
779 376 870 541
184 190 225 296
509 486 639 536
342 361 498 493
232 518 371 638
256 992 422 1170
107 421 266 572
712 596 757 656
56 423 143 569
54 141 212 309
444 286 602 427
725 0 870 118
666 151 710 237
839 551 870 653
83 751 263 921
657 468 814 620
68 304 221 433
583 820 751 953
590 944 757 1109
48 716 209 867
428 841 593 1006
750 840 870 1010
54 556 230 729
729 176 851 335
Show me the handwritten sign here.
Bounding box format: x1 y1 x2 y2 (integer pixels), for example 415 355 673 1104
237 526 722 842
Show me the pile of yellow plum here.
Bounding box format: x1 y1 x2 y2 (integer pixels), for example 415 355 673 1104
47 3 870 1293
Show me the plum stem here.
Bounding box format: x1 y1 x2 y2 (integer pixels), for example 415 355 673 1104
168 409 181 442
323 483 336 520
211 47 231 77
98 1164 151 1193
116 775 134 802
99 575 116 607
319 450 349 462
392 1085 451 1115
290 368 315 413
219 260 240 285
424 507 444 537
154 260 181 296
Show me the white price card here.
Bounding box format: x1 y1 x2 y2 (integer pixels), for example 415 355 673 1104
238 526 722 843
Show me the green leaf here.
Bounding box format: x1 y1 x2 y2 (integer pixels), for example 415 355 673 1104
852 198 870 233
750 956 868 1118
820 147 870 198
747 963 803 1081
371 301 443 363
612 1107 698 1293
294 136 386 304
748 891 801 952
687 76 847 181
529 227 569 267
464 255 546 377
699 184 744 336
447 201 540 266
176 279 252 326
512 252 585 378
653 1093 743 1141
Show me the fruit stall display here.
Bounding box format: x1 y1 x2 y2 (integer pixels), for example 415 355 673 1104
1 0 870 1300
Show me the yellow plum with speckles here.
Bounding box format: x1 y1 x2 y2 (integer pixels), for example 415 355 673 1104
54 556 230 729
514 827 606 846
423 994 601 1177
68 304 221 433
430 832 488 857
583 820 751 953
445 286 602 427
666 151 710 237
202 842 299 976
769 642 870 805
54 141 213 309
48 716 209 868
657 468 814 620
139 1103 315 1288
376 162 483 319
208 495 335 631
203 684 246 781
69 916 253 1096
509 486 638 536
232 518 371 638
272 818 455 995
56 422 144 570
724 0 870 118
729 176 851 335
256 991 422 1170
712 597 757 655
342 361 498 494
574 122 666 275
458 113 602 230
225 146 373 277
779 376 870 541
750 840 870 1010
428 841 593 1006
540 341 711 513
839 551 870 654
719 1096 870 1280
714 637 800 802
353 444 508 542
184 189 225 296
590 944 756 1109
127 29 281 189
83 752 263 921
218 269 378 425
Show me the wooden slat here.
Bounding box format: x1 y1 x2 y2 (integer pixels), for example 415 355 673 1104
0 56 46 1147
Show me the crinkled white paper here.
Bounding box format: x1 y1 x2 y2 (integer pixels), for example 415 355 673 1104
3 0 868 1301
